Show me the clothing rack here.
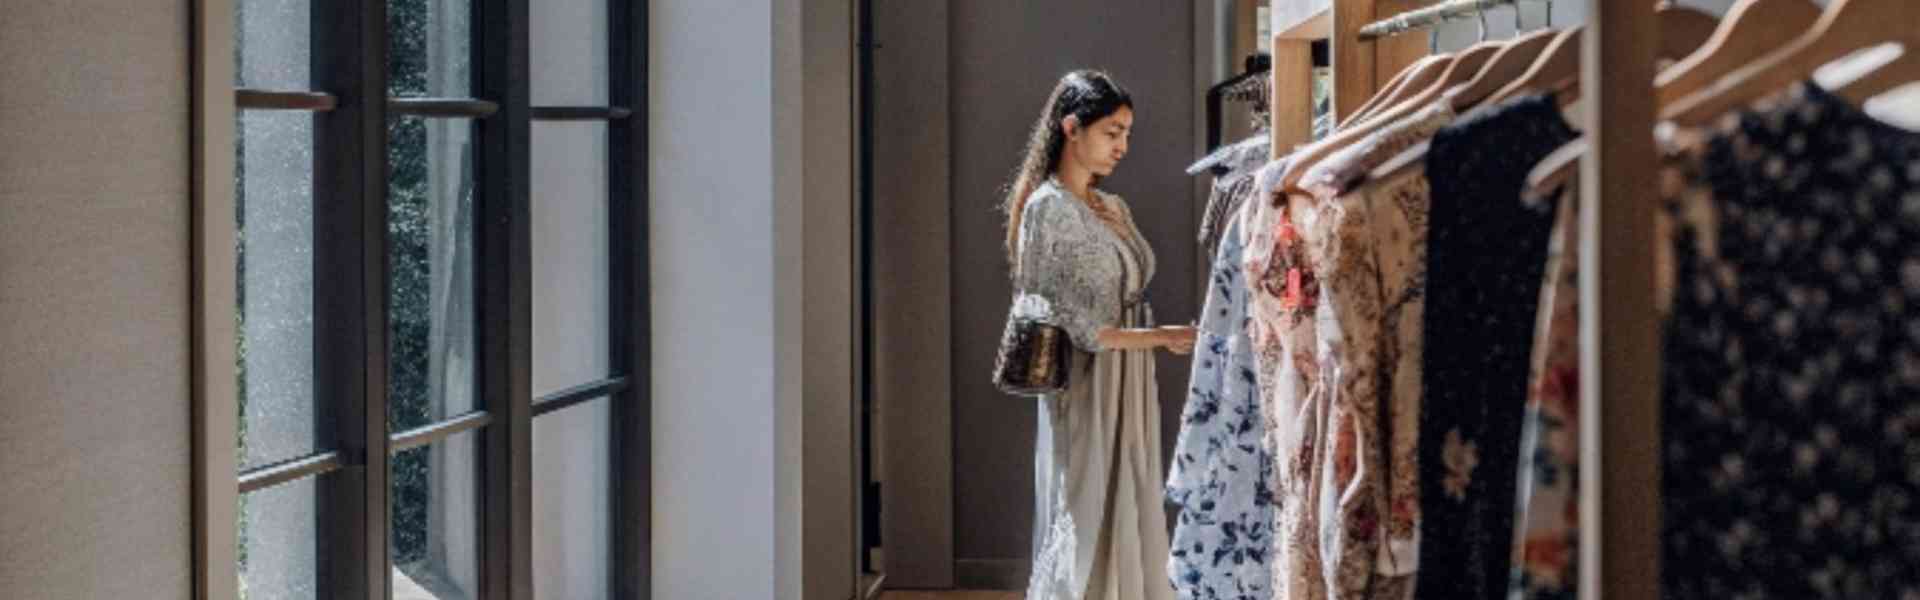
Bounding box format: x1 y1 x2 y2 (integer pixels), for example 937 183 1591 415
1205 53 1272 154
1578 3 1663 598
1271 0 1434 159
1271 1 1663 597
1356 0 1552 40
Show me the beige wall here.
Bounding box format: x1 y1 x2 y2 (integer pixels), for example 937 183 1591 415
777 0 860 597
0 1 194 599
799 1 861 598
654 0 860 598
871 0 958 588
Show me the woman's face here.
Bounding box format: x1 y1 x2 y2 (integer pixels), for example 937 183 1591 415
1065 106 1133 177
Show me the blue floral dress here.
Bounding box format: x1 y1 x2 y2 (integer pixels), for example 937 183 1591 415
1167 216 1275 600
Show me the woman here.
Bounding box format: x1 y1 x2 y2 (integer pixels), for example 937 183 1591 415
1006 70 1196 600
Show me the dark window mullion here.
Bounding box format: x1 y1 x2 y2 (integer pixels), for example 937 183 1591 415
238 89 341 111
531 376 630 417
239 451 348 494
474 0 532 597
609 0 651 598
389 410 496 453
528 105 632 121
388 97 502 118
311 0 390 598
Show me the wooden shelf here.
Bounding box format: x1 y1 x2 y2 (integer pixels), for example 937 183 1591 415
1272 1 1332 40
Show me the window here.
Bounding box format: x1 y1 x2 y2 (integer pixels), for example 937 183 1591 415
222 0 647 598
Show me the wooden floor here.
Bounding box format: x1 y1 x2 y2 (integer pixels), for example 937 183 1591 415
878 592 1020 600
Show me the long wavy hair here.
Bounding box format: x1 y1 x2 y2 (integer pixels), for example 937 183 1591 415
1003 70 1133 268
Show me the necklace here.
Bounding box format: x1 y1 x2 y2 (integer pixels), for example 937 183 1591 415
1052 177 1130 238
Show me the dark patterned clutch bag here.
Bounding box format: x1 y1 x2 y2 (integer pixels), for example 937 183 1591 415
992 315 1072 397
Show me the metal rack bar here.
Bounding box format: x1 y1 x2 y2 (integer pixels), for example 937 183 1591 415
1358 0 1532 40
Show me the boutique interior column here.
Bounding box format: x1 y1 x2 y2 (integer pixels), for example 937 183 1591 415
1373 0 1429 88
1270 37 1316 154
1331 0 1376 119
1577 1 1662 599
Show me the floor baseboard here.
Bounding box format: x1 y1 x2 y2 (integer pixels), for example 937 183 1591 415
953 558 1026 591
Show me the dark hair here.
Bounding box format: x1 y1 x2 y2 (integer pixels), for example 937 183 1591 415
1003 70 1133 266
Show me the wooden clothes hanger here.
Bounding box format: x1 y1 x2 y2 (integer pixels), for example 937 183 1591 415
1453 5 1716 200
1277 37 1521 194
1655 0 1824 109
1344 54 1452 129
1343 56 1423 129
1439 26 1563 113
1329 27 1562 190
1666 0 1920 126
1484 5 1713 111
1282 30 1566 194
1520 137 1590 204
1365 28 1575 192
1487 27 1583 109
1522 1 1843 201
1295 2 1693 196
1656 3 1721 65
1834 45 1920 103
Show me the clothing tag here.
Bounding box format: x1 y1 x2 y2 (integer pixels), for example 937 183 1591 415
1282 268 1304 311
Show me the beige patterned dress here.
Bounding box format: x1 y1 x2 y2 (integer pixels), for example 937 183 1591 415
1249 103 1455 600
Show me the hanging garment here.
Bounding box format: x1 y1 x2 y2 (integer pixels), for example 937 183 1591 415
1660 81 1920 599
1415 94 1573 600
1299 102 1457 199
1194 136 1273 256
1166 215 1275 600
1242 159 1333 600
1506 180 1583 600
1019 179 1173 600
1307 101 1458 600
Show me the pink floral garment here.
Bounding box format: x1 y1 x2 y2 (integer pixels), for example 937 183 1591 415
1314 103 1454 600
1242 174 1328 600
1508 182 1581 598
1249 103 1454 600
1307 166 1432 600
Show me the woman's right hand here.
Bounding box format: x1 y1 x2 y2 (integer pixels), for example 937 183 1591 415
1094 326 1197 353
1157 325 1197 355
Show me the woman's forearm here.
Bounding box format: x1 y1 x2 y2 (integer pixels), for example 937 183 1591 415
1095 327 1169 351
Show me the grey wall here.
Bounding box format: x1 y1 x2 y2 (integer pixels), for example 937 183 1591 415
872 0 958 587
796 1 861 598
653 1 857 598
944 0 1201 569
0 1 194 599
651 0 780 597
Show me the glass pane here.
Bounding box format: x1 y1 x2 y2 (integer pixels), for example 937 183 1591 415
530 0 609 105
531 122 610 396
532 397 611 599
388 115 479 431
238 110 328 471
235 0 312 89
391 429 481 600
238 474 327 599
389 0 472 98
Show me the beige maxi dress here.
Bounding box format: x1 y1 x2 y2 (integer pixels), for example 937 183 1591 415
1023 182 1173 600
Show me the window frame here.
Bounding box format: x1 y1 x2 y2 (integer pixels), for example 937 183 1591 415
192 0 651 598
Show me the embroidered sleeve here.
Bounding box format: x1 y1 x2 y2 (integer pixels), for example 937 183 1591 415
1013 191 1114 353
